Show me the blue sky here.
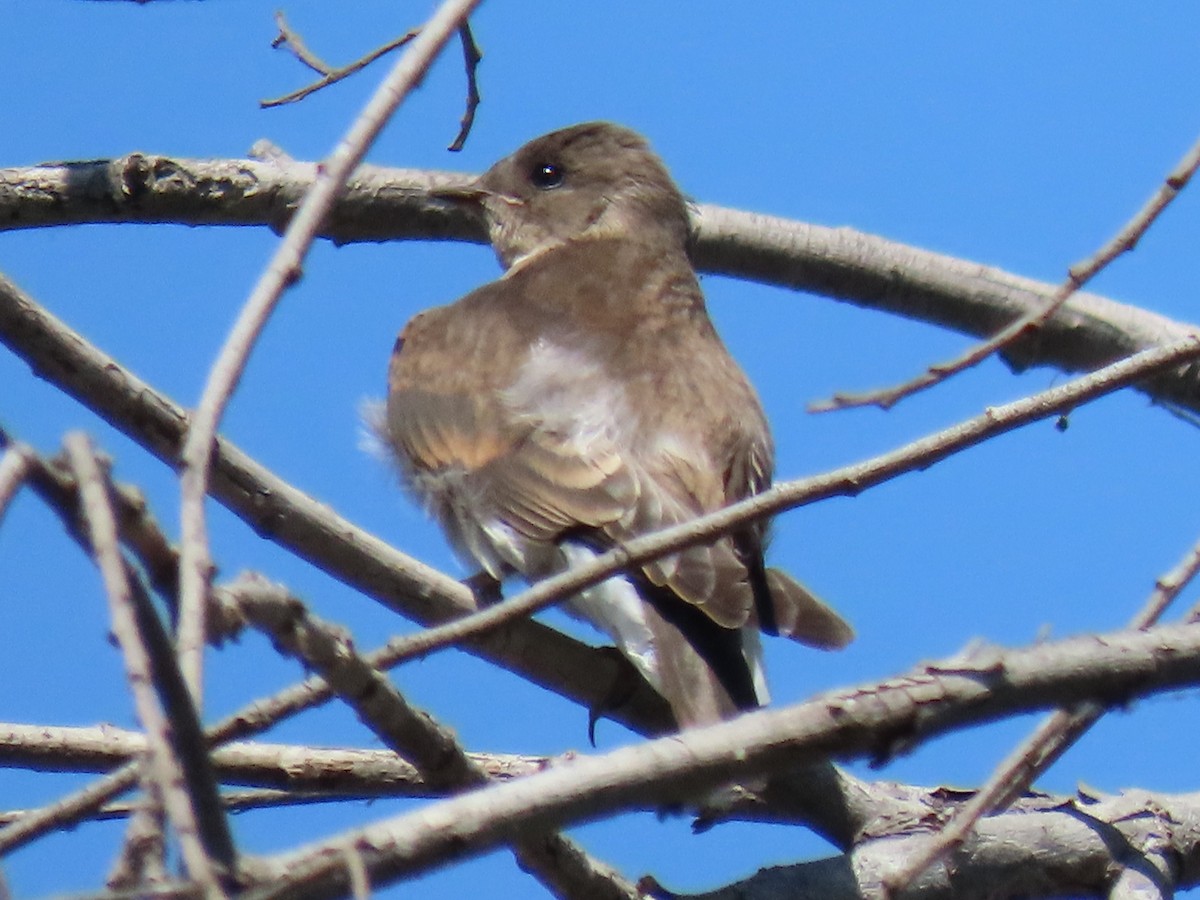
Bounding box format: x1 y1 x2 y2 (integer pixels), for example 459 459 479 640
3 2 1200 896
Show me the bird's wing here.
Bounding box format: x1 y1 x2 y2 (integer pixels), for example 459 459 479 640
388 312 760 637
720 431 855 649
611 444 756 630
386 309 638 555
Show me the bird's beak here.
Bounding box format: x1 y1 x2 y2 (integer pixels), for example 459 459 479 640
428 179 489 204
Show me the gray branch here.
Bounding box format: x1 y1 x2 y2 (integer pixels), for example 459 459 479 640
3 153 1199 412
244 621 1200 899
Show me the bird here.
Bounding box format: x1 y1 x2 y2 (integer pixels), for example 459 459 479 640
382 121 852 730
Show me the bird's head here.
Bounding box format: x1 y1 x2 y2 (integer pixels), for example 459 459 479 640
437 122 693 270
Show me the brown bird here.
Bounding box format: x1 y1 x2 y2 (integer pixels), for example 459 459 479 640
384 122 852 729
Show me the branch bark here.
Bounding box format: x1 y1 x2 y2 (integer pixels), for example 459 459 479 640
3 155 1200 412
0 270 675 736
687 788 1200 900
244 621 1200 899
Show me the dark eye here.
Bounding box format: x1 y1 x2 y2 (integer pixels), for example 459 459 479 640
530 161 565 190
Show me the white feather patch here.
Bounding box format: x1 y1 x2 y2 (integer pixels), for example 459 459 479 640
558 542 663 693
502 339 635 452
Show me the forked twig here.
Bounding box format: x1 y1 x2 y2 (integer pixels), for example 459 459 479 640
812 131 1200 413
264 13 483 150
263 12 419 108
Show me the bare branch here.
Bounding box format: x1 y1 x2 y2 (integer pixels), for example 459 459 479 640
63 434 233 895
5 155 1200 417
262 13 419 108
176 0 485 712
883 517 1200 895
268 11 336 77
263 14 482 150
0 761 139 854
685 789 1199 900
447 23 483 152
0 156 483 241
810 130 1200 412
215 575 481 787
247 621 1200 899
0 723 548 795
217 574 640 900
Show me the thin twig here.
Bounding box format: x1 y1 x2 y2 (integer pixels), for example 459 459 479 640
812 131 1200 413
176 0 485 708
268 11 334 76
364 335 1200 670
0 762 140 854
218 575 478 786
263 12 419 108
264 14 481 152
882 523 1200 896
64 434 232 897
447 23 482 152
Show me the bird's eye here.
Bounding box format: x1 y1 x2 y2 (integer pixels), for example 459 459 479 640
530 162 565 190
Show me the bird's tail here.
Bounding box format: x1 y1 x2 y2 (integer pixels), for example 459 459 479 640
764 569 855 650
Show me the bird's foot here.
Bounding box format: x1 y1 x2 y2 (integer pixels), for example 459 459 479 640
587 645 643 746
464 571 503 608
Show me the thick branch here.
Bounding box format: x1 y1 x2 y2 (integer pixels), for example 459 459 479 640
246 622 1200 899
687 789 1200 900
0 271 674 737
3 156 1200 411
0 722 545 795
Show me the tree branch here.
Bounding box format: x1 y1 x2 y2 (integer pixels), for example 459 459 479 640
882 514 1200 895
0 722 547 796
63 434 233 895
175 0 485 712
215 574 640 899
245 620 1200 899
808 129 1200 412
0 271 676 736
3 156 1200 414
685 789 1200 900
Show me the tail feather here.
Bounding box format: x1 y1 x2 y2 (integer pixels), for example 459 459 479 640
765 569 854 650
